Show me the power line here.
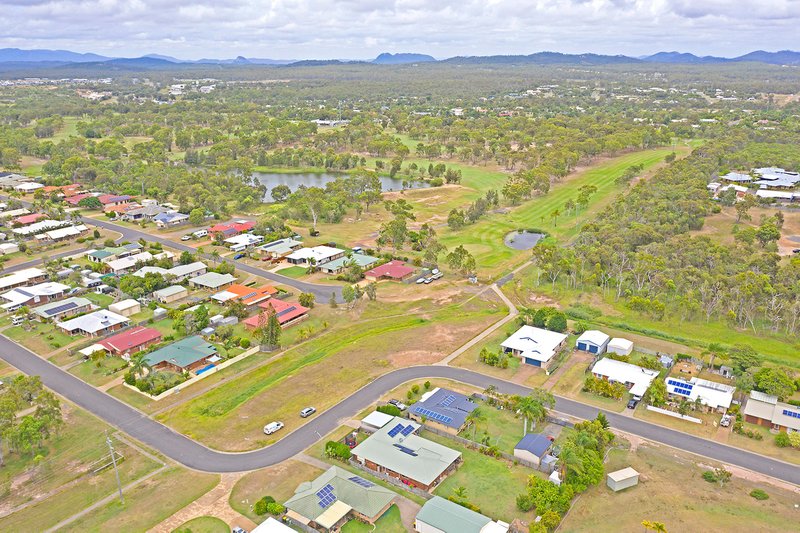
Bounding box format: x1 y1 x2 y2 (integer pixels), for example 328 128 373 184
106 431 124 504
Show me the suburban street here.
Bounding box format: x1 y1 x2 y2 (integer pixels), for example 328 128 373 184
1 333 798 484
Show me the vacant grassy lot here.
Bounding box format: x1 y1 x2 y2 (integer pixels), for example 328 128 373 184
156 293 504 450
551 360 626 412
69 355 129 387
561 445 800 532
173 516 229 533
59 467 219 533
341 505 405 533
229 460 324 522
425 430 542 523
4 322 80 354
275 265 308 278
0 406 162 531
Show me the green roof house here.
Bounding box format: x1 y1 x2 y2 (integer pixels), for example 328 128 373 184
415 496 509 533
284 466 396 531
144 335 218 373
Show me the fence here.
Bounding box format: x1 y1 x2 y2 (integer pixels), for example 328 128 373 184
646 405 702 423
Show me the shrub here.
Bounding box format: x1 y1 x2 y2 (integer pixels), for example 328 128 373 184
124 371 136 385
324 441 351 461
239 338 251 349
775 431 791 448
516 493 534 511
411 384 420 394
750 489 769 500
702 471 717 483
265 502 286 515
376 404 402 417
253 495 276 515
429 177 444 187
424 380 431 390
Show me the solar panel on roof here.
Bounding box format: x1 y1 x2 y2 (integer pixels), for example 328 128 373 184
440 394 456 407
316 483 334 498
276 306 298 317
393 443 418 456
45 301 78 316
400 425 415 436
387 423 404 437
348 475 375 488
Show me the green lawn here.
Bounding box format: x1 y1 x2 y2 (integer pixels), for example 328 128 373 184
85 291 115 308
551 361 626 413
341 505 405 533
4 322 80 354
276 265 308 278
459 402 528 454
229 461 325 522
424 430 541 523
69 355 129 386
438 147 683 278
173 516 229 533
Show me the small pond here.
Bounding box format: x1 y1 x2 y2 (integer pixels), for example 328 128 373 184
252 172 429 201
504 230 546 250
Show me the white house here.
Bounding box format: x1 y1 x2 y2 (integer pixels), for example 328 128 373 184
591 357 659 399
607 337 634 356
500 325 568 367
224 233 264 252
415 496 509 533
665 377 735 413
576 330 610 355
286 245 346 266
57 310 129 337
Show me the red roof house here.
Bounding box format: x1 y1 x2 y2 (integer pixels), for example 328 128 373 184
99 326 163 356
364 260 415 282
13 213 47 226
65 192 94 206
243 298 309 329
208 221 255 237
104 202 139 214
43 183 83 197
97 194 133 206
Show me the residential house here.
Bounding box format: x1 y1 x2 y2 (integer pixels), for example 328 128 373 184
415 496 509 533
0 268 48 292
363 260 415 282
258 238 303 259
743 391 800 432
0 208 31 220
104 202 139 215
108 299 141 317
513 433 553 466
57 309 129 336
13 182 44 193
86 243 142 264
211 284 276 307
284 466 396 532
286 245 345 266
153 211 189 227
98 326 162 357
350 416 462 491
189 272 236 290
13 219 72 238
360 411 396 433
576 330 610 355
64 192 94 206
500 325 568 367
0 242 19 255
243 298 309 329
42 183 82 198
164 261 206 282
144 335 219 374
408 387 477 434
665 376 735 412
121 203 171 222
31 296 92 322
251 518 294 533
97 194 133 206
1 281 69 312
224 233 264 251
153 285 188 304
591 357 660 399
319 253 380 275
104 251 155 275
35 224 87 242
12 213 46 226
208 220 255 238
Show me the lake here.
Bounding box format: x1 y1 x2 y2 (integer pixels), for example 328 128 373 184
252 172 428 201
504 230 546 250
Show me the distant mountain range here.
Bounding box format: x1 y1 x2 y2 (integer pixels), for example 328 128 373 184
1 48 799 70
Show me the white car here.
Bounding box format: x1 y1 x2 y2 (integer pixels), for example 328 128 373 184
263 421 284 435
416 277 426 284
180 234 192 241
431 268 440 275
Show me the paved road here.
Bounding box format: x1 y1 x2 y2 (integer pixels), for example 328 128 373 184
2 246 87 274
1 334 798 483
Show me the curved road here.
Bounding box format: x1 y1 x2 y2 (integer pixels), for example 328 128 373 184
1 334 798 484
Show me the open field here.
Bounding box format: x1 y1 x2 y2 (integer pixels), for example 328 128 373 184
0 405 163 531
229 460 324 523
551 360 627 412
4 323 81 355
58 467 219 533
561 444 800 532
174 516 229 533
155 291 505 450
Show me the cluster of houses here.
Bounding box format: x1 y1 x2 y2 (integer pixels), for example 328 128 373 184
709 167 800 203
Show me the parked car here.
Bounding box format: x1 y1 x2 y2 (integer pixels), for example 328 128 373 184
263 421 284 435
431 268 440 275
416 277 426 284
720 414 732 427
424 277 433 284
432 272 443 280
233 253 246 260
180 234 192 241
793 249 800 254
232 527 248 533
388 399 407 410
300 407 316 418
310 229 320 237
627 398 639 410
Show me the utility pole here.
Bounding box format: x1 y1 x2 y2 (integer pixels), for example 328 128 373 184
106 432 124 504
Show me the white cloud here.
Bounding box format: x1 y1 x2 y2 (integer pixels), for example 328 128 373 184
0 0 797 59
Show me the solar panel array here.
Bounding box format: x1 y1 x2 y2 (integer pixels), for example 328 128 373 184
316 483 337 508
393 443 418 456
348 475 375 488
400 425 415 436
413 407 453 425
783 409 800 419
44 301 79 316
667 379 693 396
440 394 457 407
387 423 404 437
276 306 297 318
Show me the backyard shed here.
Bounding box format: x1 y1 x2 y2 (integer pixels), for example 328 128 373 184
513 433 553 466
607 337 634 356
360 411 394 432
576 330 610 354
607 467 639 492
108 299 141 317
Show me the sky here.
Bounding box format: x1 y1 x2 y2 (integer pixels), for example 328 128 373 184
1 0 799 60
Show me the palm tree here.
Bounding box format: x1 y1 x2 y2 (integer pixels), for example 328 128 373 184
642 520 667 533
516 389 555 434
466 407 486 440
129 352 152 379
452 486 467 499
210 250 221 264
558 444 584 481
702 342 728 371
